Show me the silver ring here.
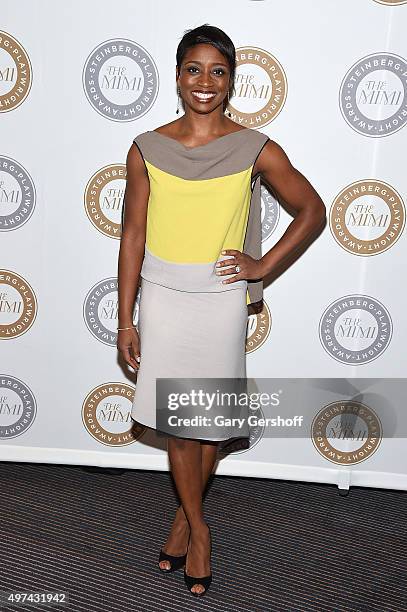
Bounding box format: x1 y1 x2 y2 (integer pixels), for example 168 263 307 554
235 265 241 273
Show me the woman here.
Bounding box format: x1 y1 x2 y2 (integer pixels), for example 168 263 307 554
117 24 326 597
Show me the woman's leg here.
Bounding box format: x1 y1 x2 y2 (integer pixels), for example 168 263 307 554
177 439 218 520
159 440 218 569
165 437 216 594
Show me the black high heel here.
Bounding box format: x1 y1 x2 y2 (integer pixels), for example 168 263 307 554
158 549 187 573
184 524 212 597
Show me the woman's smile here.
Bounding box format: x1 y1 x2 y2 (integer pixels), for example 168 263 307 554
191 90 217 102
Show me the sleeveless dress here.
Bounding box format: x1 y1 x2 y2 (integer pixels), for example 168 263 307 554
129 128 270 441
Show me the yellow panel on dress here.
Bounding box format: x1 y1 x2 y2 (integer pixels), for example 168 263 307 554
144 160 254 264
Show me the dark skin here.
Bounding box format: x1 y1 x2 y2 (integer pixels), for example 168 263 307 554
117 43 326 594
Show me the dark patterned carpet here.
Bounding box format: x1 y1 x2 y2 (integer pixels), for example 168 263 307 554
0 461 406 611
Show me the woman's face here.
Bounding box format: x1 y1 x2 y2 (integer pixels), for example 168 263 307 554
176 43 231 114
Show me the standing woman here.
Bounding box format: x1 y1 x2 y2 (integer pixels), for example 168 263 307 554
117 24 326 597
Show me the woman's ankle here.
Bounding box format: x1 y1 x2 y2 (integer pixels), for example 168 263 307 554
176 506 189 524
189 519 208 534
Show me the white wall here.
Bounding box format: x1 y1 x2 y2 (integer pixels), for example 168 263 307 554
1 0 406 490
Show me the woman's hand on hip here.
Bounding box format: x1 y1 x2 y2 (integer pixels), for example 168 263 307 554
215 249 265 284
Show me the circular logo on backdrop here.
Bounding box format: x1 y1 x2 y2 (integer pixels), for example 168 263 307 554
84 164 126 238
260 183 280 242
82 382 146 445
227 47 287 128
373 0 407 5
0 375 37 439
339 52 407 137
0 270 37 339
0 31 32 112
82 38 159 121
0 156 36 231
246 299 271 354
83 277 141 346
319 294 392 365
330 179 405 256
311 400 382 465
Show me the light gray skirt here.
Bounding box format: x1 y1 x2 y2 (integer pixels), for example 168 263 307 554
130 278 249 441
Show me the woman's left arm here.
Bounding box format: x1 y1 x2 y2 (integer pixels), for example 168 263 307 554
217 139 327 283
254 139 326 277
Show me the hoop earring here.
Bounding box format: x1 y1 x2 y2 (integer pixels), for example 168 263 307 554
176 87 181 114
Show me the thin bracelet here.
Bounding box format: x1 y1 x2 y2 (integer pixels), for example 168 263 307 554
117 325 137 331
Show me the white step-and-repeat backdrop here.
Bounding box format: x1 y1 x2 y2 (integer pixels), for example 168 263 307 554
1 0 406 491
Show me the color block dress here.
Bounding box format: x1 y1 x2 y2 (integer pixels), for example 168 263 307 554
129 128 270 441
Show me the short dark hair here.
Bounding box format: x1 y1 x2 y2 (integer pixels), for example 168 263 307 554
176 24 236 98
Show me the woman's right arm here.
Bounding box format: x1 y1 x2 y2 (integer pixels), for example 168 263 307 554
117 142 150 370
